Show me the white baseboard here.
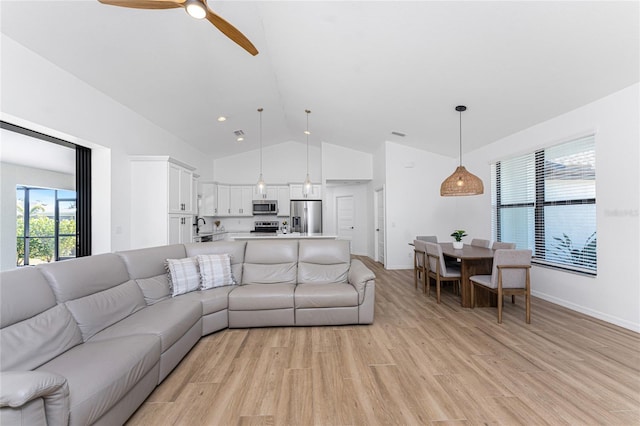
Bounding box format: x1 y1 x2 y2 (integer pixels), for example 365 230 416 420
532 290 640 333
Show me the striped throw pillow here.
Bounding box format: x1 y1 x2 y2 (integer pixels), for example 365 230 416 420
166 257 200 297
196 254 235 289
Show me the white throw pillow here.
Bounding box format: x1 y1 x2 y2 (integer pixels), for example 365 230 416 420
166 257 200 297
196 254 235 289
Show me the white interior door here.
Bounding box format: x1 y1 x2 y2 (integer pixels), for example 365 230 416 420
336 195 354 243
375 188 385 266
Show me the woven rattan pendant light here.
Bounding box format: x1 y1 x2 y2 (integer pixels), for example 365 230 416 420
440 105 484 196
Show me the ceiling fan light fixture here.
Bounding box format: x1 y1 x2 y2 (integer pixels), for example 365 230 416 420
440 105 484 197
185 0 207 19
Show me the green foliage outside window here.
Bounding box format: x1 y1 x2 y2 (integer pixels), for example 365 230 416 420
16 199 76 266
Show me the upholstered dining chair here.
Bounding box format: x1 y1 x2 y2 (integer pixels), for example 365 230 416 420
413 239 428 293
471 238 491 248
469 249 532 323
416 235 438 243
425 242 461 303
492 241 516 250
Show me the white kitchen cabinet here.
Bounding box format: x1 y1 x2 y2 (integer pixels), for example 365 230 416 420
277 186 290 216
169 214 193 244
216 185 252 216
201 182 218 216
168 162 194 214
130 156 196 249
229 186 253 216
253 186 279 200
216 184 230 216
290 183 322 200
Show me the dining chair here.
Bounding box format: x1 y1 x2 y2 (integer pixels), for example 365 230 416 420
425 242 461 303
413 239 428 293
416 235 438 243
471 238 491 248
469 249 532 323
492 241 516 250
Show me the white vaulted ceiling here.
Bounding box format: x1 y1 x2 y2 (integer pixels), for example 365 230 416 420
1 1 638 159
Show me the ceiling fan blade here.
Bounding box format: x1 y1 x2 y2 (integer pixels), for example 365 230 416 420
98 0 184 10
205 9 259 56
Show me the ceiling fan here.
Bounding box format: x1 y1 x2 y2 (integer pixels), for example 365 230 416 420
97 0 259 56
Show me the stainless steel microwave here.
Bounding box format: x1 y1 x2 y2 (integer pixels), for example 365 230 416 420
252 200 278 215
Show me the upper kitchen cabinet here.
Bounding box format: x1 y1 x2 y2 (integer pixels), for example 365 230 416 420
253 186 279 201
216 185 252 216
290 183 322 200
229 186 253 216
130 156 196 249
167 162 194 214
200 182 218 216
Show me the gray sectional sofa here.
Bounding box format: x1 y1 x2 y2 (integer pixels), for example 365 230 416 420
0 239 375 426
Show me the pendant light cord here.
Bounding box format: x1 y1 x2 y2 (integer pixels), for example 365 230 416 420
305 109 310 175
459 109 462 167
258 108 263 174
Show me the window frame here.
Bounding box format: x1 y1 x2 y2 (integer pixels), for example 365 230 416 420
493 135 596 276
17 186 77 266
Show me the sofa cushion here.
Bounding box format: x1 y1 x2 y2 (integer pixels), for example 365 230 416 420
242 240 298 285
64 280 147 342
228 284 295 310
89 298 201 353
178 286 234 315
36 335 160 426
166 257 200 297
297 240 350 284
38 253 130 303
196 254 235 289
135 274 171 305
0 267 56 328
1 304 82 371
295 283 358 308
117 244 187 279
184 241 246 284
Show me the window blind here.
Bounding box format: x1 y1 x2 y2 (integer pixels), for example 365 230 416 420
492 135 596 274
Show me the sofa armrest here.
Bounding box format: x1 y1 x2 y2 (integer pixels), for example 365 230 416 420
0 371 69 426
348 259 376 303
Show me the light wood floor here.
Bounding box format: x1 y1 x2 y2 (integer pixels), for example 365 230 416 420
127 257 640 425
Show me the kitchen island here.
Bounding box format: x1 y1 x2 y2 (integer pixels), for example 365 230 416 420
227 233 337 241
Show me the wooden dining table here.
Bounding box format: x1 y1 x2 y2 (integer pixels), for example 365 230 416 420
439 243 496 308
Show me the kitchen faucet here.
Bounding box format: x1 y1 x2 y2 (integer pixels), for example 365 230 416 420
194 217 206 234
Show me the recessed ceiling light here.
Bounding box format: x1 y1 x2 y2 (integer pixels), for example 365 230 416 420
304 130 311 135
217 116 227 122
236 137 244 142
234 129 245 142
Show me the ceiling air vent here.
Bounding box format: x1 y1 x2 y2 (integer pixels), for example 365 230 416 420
391 131 406 137
234 130 245 142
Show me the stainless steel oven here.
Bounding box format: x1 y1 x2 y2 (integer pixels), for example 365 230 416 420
252 200 278 215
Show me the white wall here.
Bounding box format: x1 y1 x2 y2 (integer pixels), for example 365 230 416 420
384 141 458 269
323 183 371 255
0 162 75 270
462 83 640 331
321 142 373 180
213 140 321 184
1 35 214 254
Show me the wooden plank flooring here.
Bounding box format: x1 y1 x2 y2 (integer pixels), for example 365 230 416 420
127 257 640 425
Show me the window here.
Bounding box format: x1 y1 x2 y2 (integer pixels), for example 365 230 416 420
492 135 596 274
16 187 77 266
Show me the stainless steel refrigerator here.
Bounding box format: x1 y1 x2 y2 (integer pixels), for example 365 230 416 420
290 200 322 234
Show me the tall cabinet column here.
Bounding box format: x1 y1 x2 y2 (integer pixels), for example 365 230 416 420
130 156 196 249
